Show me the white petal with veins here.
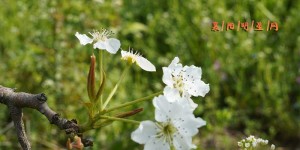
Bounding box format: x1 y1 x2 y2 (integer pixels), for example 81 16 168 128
105 38 120 54
75 32 93 45
121 50 156 72
93 41 106 50
136 56 156 72
131 121 158 144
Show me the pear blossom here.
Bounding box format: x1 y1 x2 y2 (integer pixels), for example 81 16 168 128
131 94 206 150
271 144 276 150
238 135 275 150
163 57 209 98
121 50 156 72
75 29 121 54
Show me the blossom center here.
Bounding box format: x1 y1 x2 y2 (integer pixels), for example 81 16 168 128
121 51 140 64
172 73 184 94
155 121 177 145
163 123 176 135
89 29 112 41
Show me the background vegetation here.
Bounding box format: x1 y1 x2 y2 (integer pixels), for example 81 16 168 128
0 0 299 149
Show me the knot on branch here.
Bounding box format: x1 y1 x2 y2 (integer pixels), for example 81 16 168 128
82 138 93 147
64 119 80 134
51 114 61 124
51 115 80 134
37 93 47 102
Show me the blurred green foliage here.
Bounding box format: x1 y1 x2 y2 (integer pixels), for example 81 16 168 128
0 0 299 149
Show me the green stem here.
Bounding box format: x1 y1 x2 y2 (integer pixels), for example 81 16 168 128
103 91 162 114
100 116 140 124
102 65 131 109
99 50 103 110
93 120 114 129
82 91 162 131
79 121 93 133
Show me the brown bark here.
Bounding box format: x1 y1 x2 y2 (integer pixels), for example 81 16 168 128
0 85 92 150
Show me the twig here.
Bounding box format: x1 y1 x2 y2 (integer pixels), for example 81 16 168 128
0 85 93 150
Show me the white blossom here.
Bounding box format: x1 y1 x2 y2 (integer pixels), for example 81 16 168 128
163 57 209 98
245 143 250 148
131 95 206 150
271 144 275 150
121 50 156 72
238 135 275 150
75 29 120 54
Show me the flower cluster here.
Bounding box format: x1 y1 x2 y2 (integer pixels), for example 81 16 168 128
131 57 210 150
73 28 278 150
75 29 156 72
76 29 209 150
237 135 275 150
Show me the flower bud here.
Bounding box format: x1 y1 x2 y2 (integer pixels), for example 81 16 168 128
116 108 144 118
87 54 96 101
66 138 72 150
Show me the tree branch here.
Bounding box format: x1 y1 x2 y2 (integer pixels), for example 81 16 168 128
0 85 92 150
8 104 30 149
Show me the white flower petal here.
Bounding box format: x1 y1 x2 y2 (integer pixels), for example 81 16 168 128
121 50 155 71
144 137 170 150
166 57 183 77
105 38 120 54
175 115 206 137
163 87 197 110
185 80 210 97
136 56 156 72
169 57 182 68
163 87 181 102
163 88 194 112
182 65 210 97
171 66 183 77
153 95 192 122
162 67 174 87
153 96 170 122
173 133 195 150
121 50 127 57
184 65 202 80
182 92 192 99
163 87 198 110
187 97 198 110
75 32 93 45
131 121 158 144
93 41 106 50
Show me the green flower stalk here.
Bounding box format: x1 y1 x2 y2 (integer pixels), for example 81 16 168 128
102 91 162 114
102 64 130 110
99 116 140 124
98 50 104 110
